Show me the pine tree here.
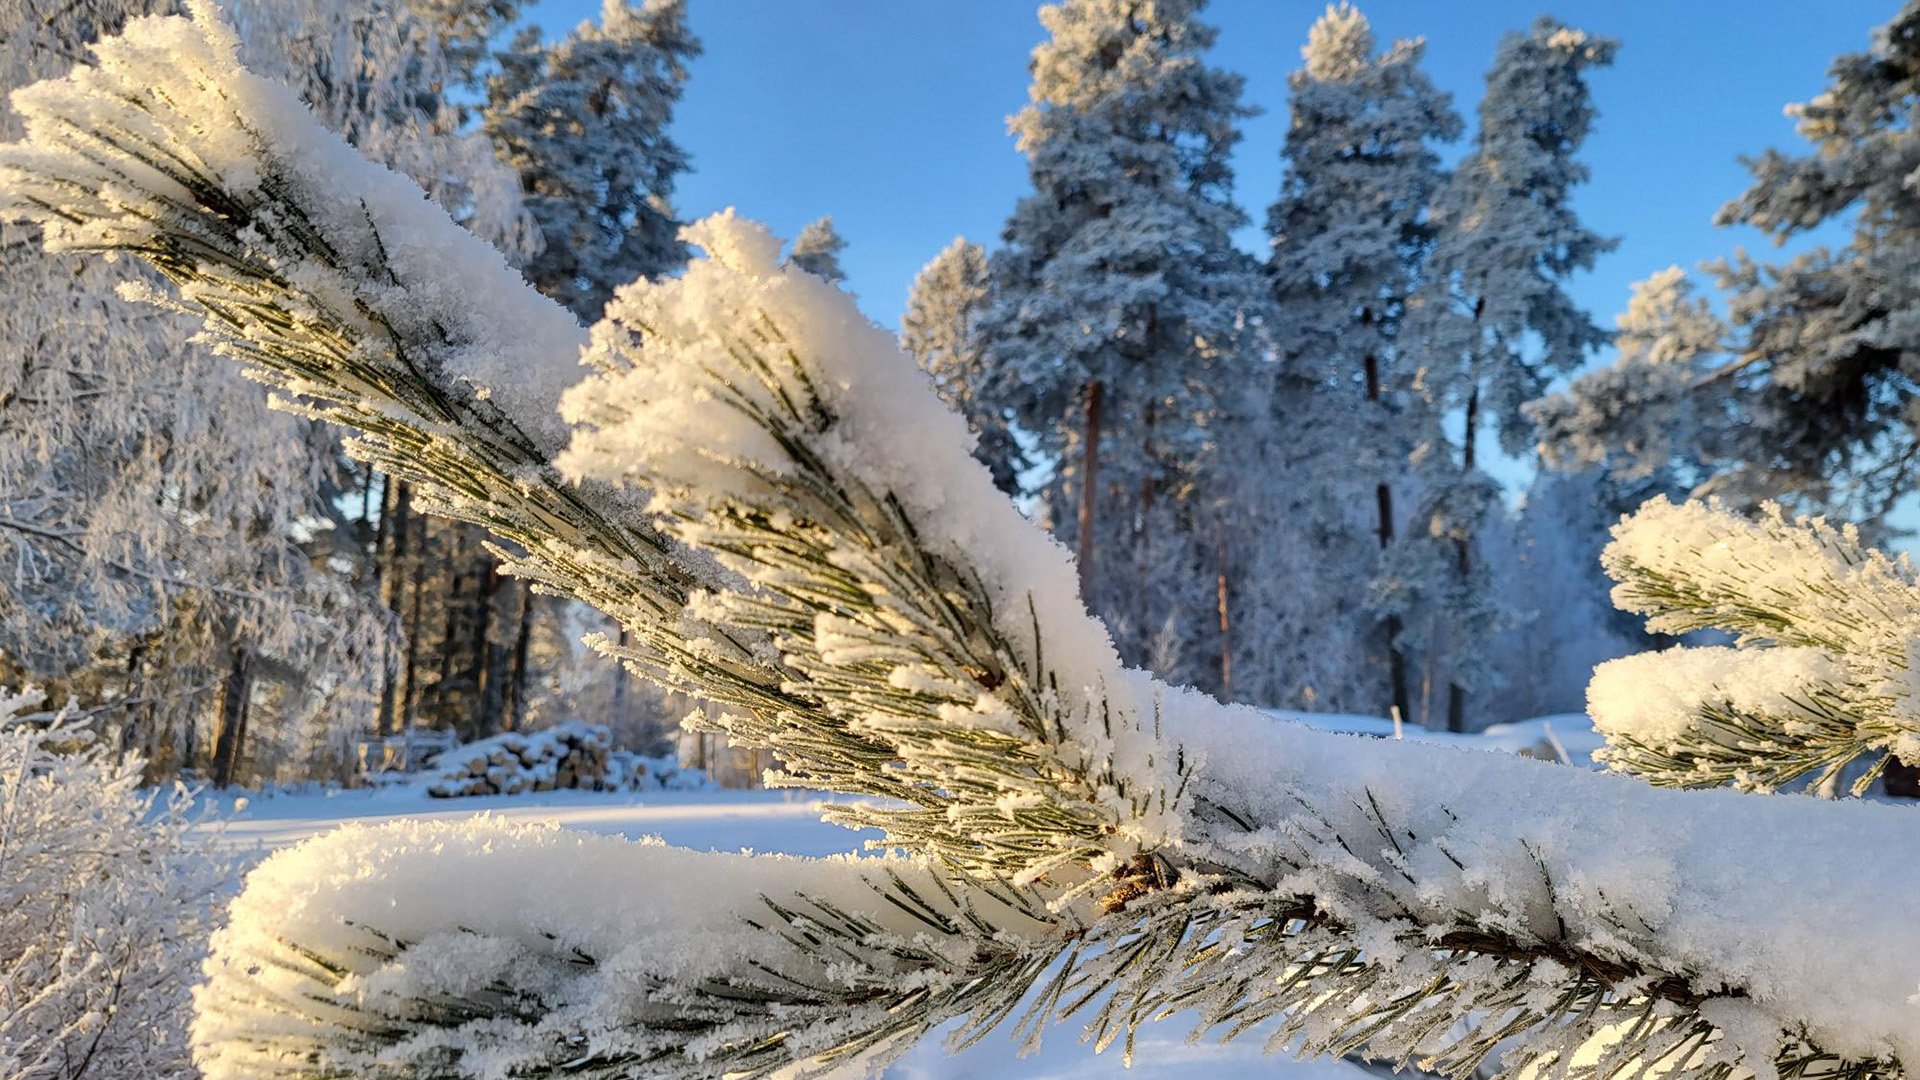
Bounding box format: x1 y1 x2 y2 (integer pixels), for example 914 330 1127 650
1265 3 1461 719
901 237 1022 493
1407 17 1617 730
979 0 1264 691
784 214 847 285
1590 496 1920 798
0 0 469 782
484 0 699 319
1701 0 1920 526
1528 266 1730 490
12 12 1920 1080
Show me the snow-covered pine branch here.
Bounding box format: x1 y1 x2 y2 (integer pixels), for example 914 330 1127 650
1589 497 1920 795
195 820 1060 1079
5 10 1920 1079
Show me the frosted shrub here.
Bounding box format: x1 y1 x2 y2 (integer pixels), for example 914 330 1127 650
0 688 230 1079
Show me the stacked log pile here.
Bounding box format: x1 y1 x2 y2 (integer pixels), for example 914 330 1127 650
426 722 712 797
426 722 614 797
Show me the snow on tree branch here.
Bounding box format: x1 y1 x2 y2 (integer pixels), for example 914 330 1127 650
194 819 1060 1079
1591 496 1920 794
4 10 1920 1080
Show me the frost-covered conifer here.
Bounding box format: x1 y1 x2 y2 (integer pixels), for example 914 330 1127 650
1700 0 1920 524
485 0 698 318
0 0 440 780
1265 3 1461 718
1406 17 1617 730
979 0 1265 692
902 237 1022 493
784 213 848 285
1529 267 1728 489
10 10 1920 1080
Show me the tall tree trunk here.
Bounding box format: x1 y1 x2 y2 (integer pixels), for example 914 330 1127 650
1215 515 1232 701
611 623 632 733
1075 379 1103 600
1364 343 1411 724
1446 385 1480 734
399 523 428 733
505 582 535 732
1139 396 1155 567
436 529 471 725
210 644 253 788
468 558 500 737
360 465 382 572
377 480 410 734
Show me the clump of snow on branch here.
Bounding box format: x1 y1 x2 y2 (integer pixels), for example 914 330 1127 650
193 817 1057 1080
556 209 1182 880
0 688 231 1079
1589 497 1920 792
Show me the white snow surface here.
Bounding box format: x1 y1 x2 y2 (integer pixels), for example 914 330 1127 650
201 783 1368 1079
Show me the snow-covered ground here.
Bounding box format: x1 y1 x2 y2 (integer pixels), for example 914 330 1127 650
203 715 1607 1078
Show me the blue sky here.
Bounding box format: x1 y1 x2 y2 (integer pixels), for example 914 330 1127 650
525 0 1891 335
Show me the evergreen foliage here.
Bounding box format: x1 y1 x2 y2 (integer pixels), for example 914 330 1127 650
1592 497 1920 796
1406 16 1617 729
901 236 1023 494
1702 0 1920 522
484 0 699 319
1265 3 1461 719
978 0 1266 693
784 214 848 285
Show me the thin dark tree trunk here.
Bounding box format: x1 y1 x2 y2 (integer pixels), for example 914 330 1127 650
505 582 535 732
437 530 470 704
360 464 381 568
400 524 428 733
119 640 145 756
611 623 633 735
1364 337 1411 725
210 644 253 788
377 480 410 734
1139 396 1155 562
1076 379 1103 599
1446 385 1480 734
468 557 499 737
1215 515 1232 701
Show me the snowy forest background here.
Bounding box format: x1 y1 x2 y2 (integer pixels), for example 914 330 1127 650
3 0 1915 786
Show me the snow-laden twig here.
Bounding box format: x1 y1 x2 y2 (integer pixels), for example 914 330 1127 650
1592 497 1920 793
